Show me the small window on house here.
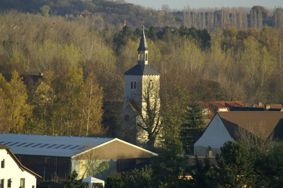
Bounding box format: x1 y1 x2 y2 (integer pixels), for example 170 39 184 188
1 179 4 188
1 159 4 168
131 81 133 89
20 178 25 188
134 81 136 89
7 179 11 188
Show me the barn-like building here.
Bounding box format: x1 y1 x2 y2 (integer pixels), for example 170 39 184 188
0 133 157 180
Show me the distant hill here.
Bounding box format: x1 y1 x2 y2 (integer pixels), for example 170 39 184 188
0 0 282 31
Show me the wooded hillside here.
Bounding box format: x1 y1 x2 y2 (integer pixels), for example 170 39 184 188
0 10 282 143
0 0 282 32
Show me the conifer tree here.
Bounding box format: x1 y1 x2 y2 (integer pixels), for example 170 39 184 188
180 100 204 154
212 141 257 188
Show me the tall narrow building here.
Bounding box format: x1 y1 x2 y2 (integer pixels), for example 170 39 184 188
119 26 161 147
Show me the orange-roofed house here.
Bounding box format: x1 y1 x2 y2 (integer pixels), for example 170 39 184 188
199 101 244 120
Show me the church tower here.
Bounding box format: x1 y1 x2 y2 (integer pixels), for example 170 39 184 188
119 26 160 146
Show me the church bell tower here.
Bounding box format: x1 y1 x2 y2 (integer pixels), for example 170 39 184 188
120 26 160 145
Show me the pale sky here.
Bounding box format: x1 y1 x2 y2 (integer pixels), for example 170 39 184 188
124 0 283 11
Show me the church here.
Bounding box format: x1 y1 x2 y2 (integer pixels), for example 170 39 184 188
119 26 161 148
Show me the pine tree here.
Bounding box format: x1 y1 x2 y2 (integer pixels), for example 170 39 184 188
180 100 204 154
212 141 257 188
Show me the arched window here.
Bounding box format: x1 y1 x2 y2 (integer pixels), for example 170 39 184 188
146 54 148 61
141 54 144 60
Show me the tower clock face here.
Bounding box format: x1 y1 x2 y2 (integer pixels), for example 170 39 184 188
124 114 130 121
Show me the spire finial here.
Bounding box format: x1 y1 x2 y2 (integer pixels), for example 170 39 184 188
137 26 148 51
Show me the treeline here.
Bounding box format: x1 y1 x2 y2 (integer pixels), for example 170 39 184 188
0 11 283 140
182 6 283 32
0 0 282 32
105 141 283 187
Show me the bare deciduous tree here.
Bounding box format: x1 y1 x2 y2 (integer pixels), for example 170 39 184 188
235 121 275 154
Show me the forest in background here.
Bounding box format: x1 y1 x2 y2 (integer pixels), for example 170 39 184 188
0 10 283 147
0 0 283 32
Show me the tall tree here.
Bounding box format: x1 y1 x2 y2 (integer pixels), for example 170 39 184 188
212 141 257 187
2 71 32 133
180 100 204 154
79 72 104 136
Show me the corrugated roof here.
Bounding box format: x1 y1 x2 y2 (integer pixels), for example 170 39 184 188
218 111 283 140
0 133 113 157
124 64 160 75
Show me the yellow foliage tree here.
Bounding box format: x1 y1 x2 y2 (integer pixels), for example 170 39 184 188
79 72 104 136
0 71 32 133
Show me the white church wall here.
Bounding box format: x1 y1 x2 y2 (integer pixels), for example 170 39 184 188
194 114 234 156
0 150 37 188
123 75 143 104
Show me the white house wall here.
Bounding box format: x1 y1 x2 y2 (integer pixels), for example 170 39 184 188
194 114 234 156
0 150 37 188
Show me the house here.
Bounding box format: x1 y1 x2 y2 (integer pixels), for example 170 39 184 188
118 26 161 147
0 143 41 188
199 101 244 120
194 111 283 156
0 134 157 181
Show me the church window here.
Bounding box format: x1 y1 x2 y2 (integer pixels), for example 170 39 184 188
149 80 154 88
138 54 140 60
131 81 137 89
145 54 148 61
141 54 144 60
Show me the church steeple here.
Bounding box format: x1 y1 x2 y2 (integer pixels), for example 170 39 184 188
137 26 149 65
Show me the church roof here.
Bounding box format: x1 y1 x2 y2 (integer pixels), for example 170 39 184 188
124 64 160 75
137 26 148 51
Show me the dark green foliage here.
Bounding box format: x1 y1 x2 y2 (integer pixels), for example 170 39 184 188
179 26 211 49
180 100 204 154
254 143 283 187
105 176 124 188
213 141 256 188
151 140 189 187
121 166 153 188
187 157 214 188
63 171 85 188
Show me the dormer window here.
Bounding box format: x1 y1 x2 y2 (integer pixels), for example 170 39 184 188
131 81 137 89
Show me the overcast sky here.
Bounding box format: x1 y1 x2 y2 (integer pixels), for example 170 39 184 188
124 0 283 11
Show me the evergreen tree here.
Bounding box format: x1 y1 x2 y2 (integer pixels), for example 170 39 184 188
151 139 189 188
212 141 257 188
180 100 204 154
64 171 85 188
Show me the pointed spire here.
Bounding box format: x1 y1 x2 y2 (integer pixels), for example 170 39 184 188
137 26 148 51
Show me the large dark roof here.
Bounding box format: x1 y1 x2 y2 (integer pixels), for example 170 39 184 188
124 64 160 75
218 111 283 140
